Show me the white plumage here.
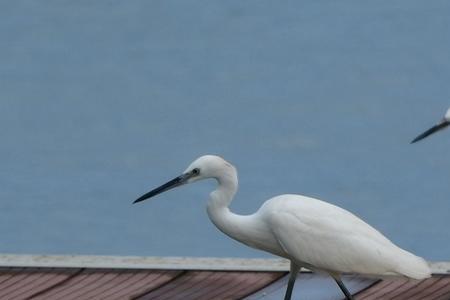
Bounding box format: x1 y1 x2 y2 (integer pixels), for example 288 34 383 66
258 195 429 279
134 155 430 300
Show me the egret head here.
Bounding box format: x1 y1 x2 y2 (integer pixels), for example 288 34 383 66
133 155 236 204
411 107 450 144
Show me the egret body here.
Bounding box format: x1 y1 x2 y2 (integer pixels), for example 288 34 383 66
411 107 450 143
134 155 430 300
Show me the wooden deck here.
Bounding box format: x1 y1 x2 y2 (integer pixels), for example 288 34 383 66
0 255 448 300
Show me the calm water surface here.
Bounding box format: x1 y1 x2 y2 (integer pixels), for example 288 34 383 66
0 1 450 260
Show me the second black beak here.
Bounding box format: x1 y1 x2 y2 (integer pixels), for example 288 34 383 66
411 120 450 144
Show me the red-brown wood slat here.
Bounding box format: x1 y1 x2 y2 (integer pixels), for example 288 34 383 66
135 270 283 300
356 279 404 300
423 276 450 300
30 269 181 300
1 265 450 300
0 268 79 300
390 276 442 300
355 276 450 300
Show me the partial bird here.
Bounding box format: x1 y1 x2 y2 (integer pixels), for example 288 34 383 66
411 107 450 143
134 155 430 300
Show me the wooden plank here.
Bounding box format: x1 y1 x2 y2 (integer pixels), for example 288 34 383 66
135 271 283 300
30 269 181 300
355 276 450 300
0 268 79 300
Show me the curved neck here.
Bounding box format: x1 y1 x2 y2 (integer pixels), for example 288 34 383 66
206 172 263 249
206 171 242 237
208 175 238 209
203 163 285 258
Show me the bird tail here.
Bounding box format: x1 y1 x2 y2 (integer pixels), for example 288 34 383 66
394 249 431 280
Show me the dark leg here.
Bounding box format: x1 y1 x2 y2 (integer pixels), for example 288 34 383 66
284 262 300 300
334 277 354 300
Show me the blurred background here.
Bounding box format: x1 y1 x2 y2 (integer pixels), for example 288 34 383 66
0 1 449 260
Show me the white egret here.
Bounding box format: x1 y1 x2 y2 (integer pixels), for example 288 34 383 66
411 107 450 143
134 155 430 300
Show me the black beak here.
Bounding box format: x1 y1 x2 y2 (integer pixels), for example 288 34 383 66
411 120 450 144
133 172 193 204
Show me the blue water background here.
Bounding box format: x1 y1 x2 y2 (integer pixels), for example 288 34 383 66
1 1 450 260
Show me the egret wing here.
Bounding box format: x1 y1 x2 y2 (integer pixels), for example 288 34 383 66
262 195 407 276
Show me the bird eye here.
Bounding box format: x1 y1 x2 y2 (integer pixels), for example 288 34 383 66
192 168 200 175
